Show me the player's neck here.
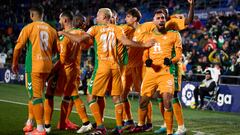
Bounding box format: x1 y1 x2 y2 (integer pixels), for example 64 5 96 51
64 24 74 31
132 22 139 29
154 28 167 35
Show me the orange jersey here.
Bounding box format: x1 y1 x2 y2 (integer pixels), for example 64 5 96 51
119 24 144 67
135 16 186 34
59 28 87 72
142 30 182 67
165 15 186 31
87 24 125 67
15 21 58 73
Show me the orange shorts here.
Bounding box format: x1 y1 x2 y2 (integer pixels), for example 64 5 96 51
141 67 174 97
122 65 143 97
88 61 123 97
25 72 49 99
46 69 79 97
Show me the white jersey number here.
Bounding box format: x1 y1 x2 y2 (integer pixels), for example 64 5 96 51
40 31 49 51
100 32 115 52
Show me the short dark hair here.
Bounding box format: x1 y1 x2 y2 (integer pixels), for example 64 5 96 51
74 13 86 22
29 5 44 15
126 8 142 22
154 6 168 17
61 11 74 20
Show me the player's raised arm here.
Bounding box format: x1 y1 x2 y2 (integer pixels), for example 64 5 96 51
115 26 154 48
58 30 92 44
185 0 194 25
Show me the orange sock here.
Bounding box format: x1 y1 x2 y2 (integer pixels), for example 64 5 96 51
115 103 123 127
89 100 103 126
28 101 34 120
66 99 74 121
32 98 44 125
97 97 105 119
164 109 173 134
172 98 184 126
122 99 132 121
146 101 152 124
60 100 69 127
73 97 89 123
44 98 54 125
138 106 148 126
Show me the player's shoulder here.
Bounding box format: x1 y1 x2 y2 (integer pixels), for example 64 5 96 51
141 21 155 27
167 29 180 34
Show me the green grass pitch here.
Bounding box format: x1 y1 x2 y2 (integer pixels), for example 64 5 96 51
0 84 240 135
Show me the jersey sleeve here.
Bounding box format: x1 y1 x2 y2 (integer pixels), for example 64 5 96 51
15 25 30 50
114 25 126 40
166 18 186 31
171 32 183 63
87 26 96 37
59 37 70 64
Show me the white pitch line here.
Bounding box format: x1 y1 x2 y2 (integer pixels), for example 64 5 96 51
0 99 208 134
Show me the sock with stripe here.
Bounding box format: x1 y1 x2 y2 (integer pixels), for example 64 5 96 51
73 96 89 123
89 99 103 126
115 102 123 127
172 97 184 127
44 98 54 125
164 108 173 134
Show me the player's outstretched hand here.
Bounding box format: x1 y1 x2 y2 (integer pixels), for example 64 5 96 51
12 64 19 74
144 39 156 48
188 0 194 4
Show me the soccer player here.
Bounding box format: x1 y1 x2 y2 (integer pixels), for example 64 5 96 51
131 9 182 135
131 1 194 134
119 8 150 130
12 5 58 135
54 13 88 131
59 8 154 135
44 11 92 134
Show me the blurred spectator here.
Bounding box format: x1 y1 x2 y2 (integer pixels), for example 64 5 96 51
193 70 216 109
0 50 7 68
192 16 202 30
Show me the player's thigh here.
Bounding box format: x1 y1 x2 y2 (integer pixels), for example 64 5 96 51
132 66 142 92
111 68 123 96
141 69 157 97
157 74 174 95
122 67 133 96
88 66 111 97
31 72 49 98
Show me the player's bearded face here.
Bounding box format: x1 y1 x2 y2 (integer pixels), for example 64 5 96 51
153 13 166 30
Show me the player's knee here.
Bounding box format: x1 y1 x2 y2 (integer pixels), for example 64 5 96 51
112 95 120 104
45 94 53 99
140 96 150 110
71 95 79 101
62 96 71 103
32 97 43 105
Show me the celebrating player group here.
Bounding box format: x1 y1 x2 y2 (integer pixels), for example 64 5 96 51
12 0 194 135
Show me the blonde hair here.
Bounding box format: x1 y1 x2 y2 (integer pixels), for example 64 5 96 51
98 8 112 19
